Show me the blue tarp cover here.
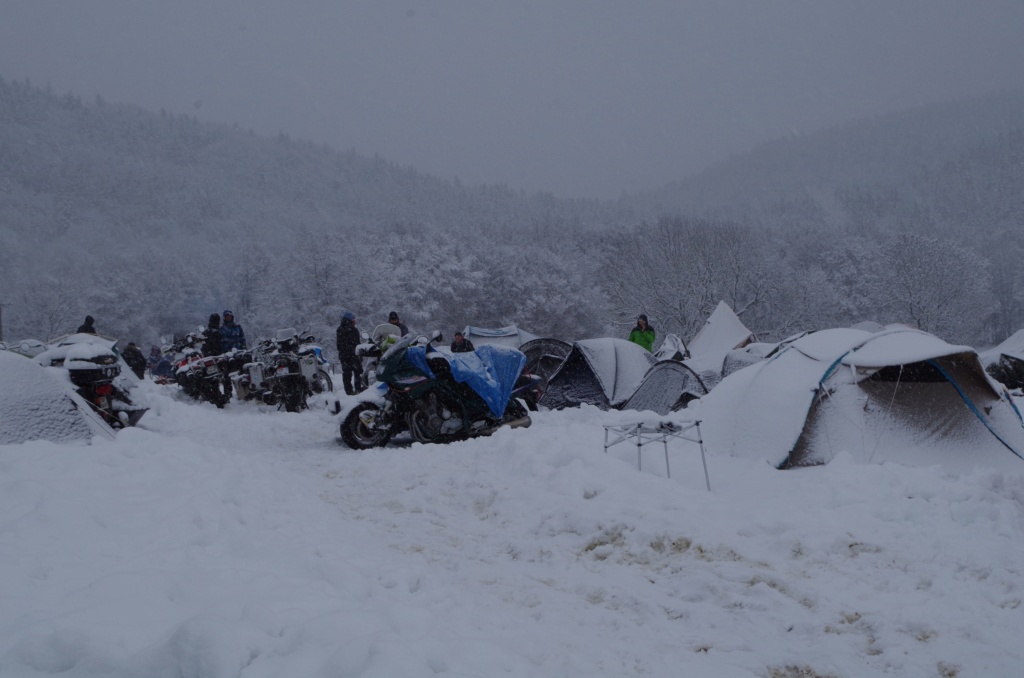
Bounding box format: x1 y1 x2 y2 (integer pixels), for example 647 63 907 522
406 344 526 418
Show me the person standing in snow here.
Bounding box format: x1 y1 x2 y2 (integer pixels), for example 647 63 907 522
387 311 409 337
122 342 147 379
336 311 363 395
450 331 475 353
627 314 655 352
77 315 97 334
219 310 247 351
201 313 222 356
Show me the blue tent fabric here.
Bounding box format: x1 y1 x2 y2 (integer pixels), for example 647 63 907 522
406 344 527 418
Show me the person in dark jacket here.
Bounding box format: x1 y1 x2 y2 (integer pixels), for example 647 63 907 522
627 314 656 352
202 313 222 356
450 331 475 353
219 310 247 351
121 342 147 379
77 315 97 334
336 311 363 395
387 311 410 337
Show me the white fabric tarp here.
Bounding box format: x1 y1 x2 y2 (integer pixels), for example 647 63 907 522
0 350 110 444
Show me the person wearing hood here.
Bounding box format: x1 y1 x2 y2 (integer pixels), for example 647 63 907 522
202 313 222 356
122 342 147 379
219 310 247 351
77 315 97 334
627 314 655 352
336 311 363 395
387 311 409 337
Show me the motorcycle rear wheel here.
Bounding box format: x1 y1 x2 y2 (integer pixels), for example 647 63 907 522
310 370 333 394
341 403 392 449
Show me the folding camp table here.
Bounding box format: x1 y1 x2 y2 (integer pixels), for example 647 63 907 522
602 418 711 491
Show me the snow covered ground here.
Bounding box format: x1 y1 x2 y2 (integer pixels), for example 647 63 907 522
2 378 1023 677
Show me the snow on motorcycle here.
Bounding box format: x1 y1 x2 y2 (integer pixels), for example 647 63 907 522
169 330 231 408
356 322 404 388
230 328 332 412
278 329 334 395
340 331 532 449
35 333 148 430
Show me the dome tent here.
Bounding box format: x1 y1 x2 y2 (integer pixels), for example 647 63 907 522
621 360 708 415
699 327 1024 473
539 338 655 410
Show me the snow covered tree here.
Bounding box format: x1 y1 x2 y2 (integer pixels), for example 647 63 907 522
876 232 996 344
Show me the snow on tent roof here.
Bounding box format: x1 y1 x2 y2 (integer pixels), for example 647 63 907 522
684 301 755 388
462 325 541 349
539 338 655 410
698 327 1024 473
0 350 111 444
687 301 754 359
621 360 708 415
652 333 688 362
980 330 1024 389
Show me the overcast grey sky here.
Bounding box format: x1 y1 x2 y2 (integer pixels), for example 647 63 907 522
2 1 1023 199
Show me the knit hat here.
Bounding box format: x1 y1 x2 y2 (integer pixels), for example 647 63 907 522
342 311 355 321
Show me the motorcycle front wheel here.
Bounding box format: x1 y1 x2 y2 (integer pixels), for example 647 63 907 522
341 402 392 449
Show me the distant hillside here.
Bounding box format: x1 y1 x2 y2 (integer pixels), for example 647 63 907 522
0 77 628 343
2 78 1022 347
625 90 1024 228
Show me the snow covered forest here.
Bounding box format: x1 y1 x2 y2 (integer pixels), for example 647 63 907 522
2 77 1022 349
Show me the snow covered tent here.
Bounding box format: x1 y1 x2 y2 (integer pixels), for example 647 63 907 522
981 329 1024 389
685 301 755 389
652 333 689 362
720 331 813 380
698 327 1024 473
539 338 656 410
621 360 708 415
0 349 112 444
461 325 540 349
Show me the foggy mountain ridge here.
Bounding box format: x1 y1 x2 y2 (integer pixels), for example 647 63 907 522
626 89 1024 222
2 77 1022 349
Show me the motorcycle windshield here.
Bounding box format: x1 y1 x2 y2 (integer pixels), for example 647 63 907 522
406 344 526 419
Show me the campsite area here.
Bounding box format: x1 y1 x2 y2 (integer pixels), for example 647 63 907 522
2 316 1024 676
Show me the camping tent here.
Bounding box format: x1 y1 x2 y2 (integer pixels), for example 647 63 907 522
981 329 1024 389
539 338 655 410
462 325 541 349
519 338 572 386
652 333 688 362
0 349 113 444
621 360 708 415
698 327 1024 473
685 301 755 389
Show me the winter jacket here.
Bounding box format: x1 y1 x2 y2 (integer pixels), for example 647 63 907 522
627 325 656 352
219 322 247 351
77 319 96 334
202 324 222 356
450 338 475 353
122 344 147 379
336 319 361 358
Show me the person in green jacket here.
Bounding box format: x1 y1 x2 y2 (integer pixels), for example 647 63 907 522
627 314 655 352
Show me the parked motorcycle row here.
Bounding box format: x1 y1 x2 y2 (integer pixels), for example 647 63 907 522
21 325 539 448
166 327 333 413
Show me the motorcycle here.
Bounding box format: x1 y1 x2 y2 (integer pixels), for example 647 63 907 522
170 330 231 408
278 329 334 395
36 333 148 430
340 332 532 449
356 323 404 388
229 329 332 412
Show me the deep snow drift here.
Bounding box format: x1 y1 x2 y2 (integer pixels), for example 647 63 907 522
1 377 1023 677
